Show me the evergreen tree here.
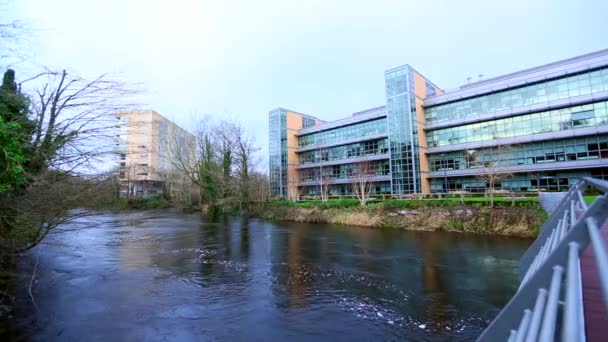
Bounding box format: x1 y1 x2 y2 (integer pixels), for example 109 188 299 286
0 69 31 192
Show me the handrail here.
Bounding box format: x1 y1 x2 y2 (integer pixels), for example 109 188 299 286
478 177 608 341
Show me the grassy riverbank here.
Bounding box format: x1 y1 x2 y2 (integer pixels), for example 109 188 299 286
250 198 547 238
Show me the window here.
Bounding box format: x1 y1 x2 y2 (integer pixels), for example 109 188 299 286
119 162 126 168
137 172 148 176
572 110 594 127
120 153 126 160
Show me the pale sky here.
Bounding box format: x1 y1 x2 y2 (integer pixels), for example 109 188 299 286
4 0 608 167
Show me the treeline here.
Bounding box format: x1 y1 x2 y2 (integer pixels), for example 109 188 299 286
0 67 130 255
0 23 270 258
158 118 269 215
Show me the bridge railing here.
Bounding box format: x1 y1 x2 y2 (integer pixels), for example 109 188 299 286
478 177 608 342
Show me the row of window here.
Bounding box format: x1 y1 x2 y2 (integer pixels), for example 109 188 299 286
430 169 608 192
429 135 608 172
427 101 608 147
269 109 288 197
426 67 608 123
301 181 392 196
298 138 389 164
386 67 421 194
298 118 387 148
299 160 390 182
385 67 411 97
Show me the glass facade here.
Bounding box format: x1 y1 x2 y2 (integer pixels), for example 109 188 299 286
298 118 387 148
271 51 608 196
426 67 608 123
385 66 420 194
301 182 391 196
269 109 287 197
298 138 389 164
427 101 608 147
430 169 608 193
299 159 390 182
429 135 608 172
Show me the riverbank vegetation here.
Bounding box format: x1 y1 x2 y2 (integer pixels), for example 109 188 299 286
0 20 136 317
250 199 547 238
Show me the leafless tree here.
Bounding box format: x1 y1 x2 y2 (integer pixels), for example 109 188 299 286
1 170 118 253
249 171 270 204
22 69 139 172
1 69 140 253
286 165 303 202
0 18 29 66
351 161 375 206
317 148 331 202
319 169 331 202
233 123 260 210
474 145 515 207
169 117 262 212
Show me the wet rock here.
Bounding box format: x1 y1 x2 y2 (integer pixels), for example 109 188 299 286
388 212 398 217
398 210 420 216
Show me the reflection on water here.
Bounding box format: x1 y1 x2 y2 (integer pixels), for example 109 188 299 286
9 209 529 341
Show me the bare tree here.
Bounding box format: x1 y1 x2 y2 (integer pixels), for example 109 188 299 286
0 69 139 253
212 120 236 200
168 118 261 213
474 145 514 207
286 165 302 202
1 170 119 253
168 117 212 211
319 168 331 202
22 69 139 172
233 123 260 210
317 148 331 202
249 171 270 204
351 161 375 207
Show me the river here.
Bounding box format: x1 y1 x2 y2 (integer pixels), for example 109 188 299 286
5 209 531 341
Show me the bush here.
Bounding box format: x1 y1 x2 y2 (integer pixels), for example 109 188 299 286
103 196 171 210
267 195 540 210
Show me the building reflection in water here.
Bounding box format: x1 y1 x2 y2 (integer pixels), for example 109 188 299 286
417 232 450 333
286 227 308 308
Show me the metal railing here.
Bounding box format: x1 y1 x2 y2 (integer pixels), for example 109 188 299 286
478 177 608 342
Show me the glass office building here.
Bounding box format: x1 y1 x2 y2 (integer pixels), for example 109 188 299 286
269 49 608 197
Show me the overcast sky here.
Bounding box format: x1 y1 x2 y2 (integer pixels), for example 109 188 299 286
5 0 608 166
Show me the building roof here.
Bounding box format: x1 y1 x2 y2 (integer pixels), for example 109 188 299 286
296 106 386 136
424 48 608 108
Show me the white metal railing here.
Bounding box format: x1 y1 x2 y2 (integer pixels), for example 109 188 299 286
478 177 608 341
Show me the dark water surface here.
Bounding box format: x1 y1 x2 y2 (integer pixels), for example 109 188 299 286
10 210 530 341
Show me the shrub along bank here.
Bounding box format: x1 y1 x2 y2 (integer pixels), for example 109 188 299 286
250 198 547 238
101 196 172 210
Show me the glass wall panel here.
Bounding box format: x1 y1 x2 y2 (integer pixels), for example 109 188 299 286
428 135 608 172
299 159 390 182
385 66 420 194
429 168 608 192
298 138 389 164
426 67 608 123
298 118 387 148
301 181 391 196
427 101 608 147
269 109 287 197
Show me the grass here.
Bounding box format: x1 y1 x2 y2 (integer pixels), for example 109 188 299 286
268 196 541 209
584 195 599 204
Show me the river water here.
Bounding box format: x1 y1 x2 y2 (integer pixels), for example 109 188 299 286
6 210 530 341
